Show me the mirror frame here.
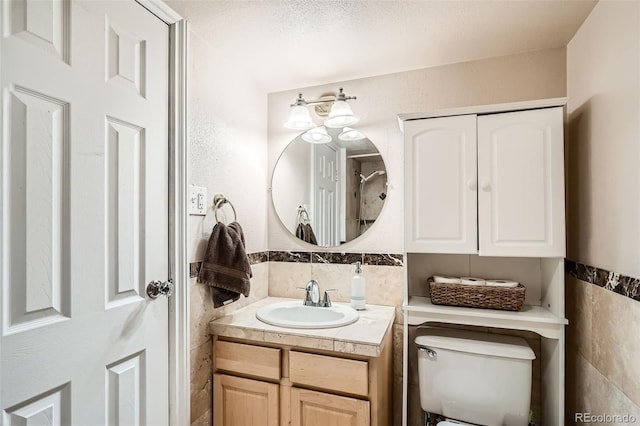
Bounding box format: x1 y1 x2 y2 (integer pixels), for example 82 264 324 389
271 131 388 248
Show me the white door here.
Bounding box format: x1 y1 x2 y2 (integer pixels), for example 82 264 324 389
403 115 478 253
1 1 170 424
312 144 339 247
477 107 565 257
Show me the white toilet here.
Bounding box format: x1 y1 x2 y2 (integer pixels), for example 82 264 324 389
415 327 535 426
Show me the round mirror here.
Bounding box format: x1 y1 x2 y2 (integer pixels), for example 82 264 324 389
272 127 388 247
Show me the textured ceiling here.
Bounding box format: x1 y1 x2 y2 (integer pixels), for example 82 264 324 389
167 0 597 93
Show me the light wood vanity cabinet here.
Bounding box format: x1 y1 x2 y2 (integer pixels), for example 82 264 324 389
212 335 391 426
214 374 280 426
213 341 281 425
291 387 370 426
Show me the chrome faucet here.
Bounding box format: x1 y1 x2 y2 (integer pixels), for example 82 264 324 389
297 280 338 307
307 279 320 305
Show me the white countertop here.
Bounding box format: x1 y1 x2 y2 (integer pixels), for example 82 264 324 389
209 297 396 357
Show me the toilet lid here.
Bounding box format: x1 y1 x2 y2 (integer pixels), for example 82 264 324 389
438 422 474 426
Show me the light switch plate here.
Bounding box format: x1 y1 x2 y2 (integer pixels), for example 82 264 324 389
189 185 207 215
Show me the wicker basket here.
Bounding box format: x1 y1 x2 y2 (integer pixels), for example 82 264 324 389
428 278 526 311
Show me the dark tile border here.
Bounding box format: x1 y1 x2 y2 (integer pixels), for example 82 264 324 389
268 251 311 263
248 251 269 265
566 259 640 302
272 250 404 267
189 250 404 277
363 253 404 266
311 252 363 265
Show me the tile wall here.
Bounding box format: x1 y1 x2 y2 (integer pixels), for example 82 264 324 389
267 251 406 424
565 263 640 424
565 1 640 423
189 254 269 426
266 251 404 320
189 251 404 426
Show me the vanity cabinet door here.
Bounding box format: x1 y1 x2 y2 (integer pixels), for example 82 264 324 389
404 114 478 253
290 387 370 426
213 374 279 426
477 107 565 257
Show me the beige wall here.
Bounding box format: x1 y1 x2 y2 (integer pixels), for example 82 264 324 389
567 0 640 279
187 32 269 259
188 45 569 424
185 31 270 426
267 48 567 425
566 0 640 423
268 48 567 253
173 2 584 423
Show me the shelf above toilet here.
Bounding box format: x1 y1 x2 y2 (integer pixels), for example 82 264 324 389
404 296 567 339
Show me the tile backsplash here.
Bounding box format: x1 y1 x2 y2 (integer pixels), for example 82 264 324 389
566 259 640 303
189 250 404 277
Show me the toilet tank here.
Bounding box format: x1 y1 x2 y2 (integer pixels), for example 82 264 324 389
415 328 535 426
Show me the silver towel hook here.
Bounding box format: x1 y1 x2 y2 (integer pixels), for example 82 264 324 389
213 194 237 223
297 205 310 224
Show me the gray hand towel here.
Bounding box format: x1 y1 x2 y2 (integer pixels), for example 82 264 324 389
295 222 318 245
198 221 252 308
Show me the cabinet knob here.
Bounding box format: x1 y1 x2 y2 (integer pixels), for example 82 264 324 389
466 179 477 190
481 181 491 192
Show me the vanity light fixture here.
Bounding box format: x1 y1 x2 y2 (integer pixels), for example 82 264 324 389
284 88 358 130
324 88 359 128
302 126 332 144
283 94 315 130
338 127 365 142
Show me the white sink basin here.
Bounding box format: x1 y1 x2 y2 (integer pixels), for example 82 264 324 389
256 301 359 329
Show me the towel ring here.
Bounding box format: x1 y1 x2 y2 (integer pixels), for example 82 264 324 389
213 194 237 223
297 205 310 224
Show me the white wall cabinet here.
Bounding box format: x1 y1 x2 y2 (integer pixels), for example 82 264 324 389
404 105 565 257
404 114 478 254
400 98 568 426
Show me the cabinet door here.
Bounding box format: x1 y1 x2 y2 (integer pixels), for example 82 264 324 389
477 107 565 257
213 374 279 426
291 388 370 426
404 115 478 253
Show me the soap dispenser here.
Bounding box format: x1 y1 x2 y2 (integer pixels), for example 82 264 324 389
350 261 366 310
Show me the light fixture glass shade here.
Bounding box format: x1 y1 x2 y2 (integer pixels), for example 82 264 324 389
284 105 315 130
324 100 359 128
338 127 365 141
302 126 332 144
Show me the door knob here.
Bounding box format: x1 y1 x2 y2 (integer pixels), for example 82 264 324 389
481 181 492 192
146 279 174 299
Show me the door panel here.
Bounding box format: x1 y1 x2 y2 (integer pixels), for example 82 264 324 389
313 144 339 247
214 374 279 426
105 117 147 307
477 107 565 257
291 387 370 426
4 383 71 425
4 0 71 64
404 115 478 253
106 352 145 425
5 87 71 333
1 1 169 424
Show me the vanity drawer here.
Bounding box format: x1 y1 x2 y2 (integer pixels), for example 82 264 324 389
214 340 281 381
289 351 369 397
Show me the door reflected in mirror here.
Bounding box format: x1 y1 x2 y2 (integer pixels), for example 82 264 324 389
272 128 388 248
